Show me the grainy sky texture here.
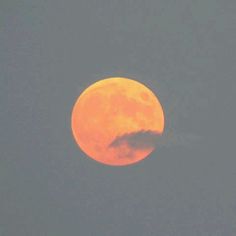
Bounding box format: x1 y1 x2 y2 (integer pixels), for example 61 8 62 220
1 0 236 235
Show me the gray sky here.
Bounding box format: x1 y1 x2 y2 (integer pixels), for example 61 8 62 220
1 0 236 235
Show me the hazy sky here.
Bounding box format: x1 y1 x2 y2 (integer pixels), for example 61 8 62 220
1 0 236 235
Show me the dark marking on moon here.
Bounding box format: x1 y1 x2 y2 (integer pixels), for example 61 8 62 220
140 92 149 101
109 130 162 150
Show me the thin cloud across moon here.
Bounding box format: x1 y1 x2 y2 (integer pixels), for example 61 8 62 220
109 130 162 150
71 77 165 166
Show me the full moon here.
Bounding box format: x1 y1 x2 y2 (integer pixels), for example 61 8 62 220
71 77 165 166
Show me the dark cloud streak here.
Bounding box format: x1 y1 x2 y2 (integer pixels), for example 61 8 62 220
108 130 162 150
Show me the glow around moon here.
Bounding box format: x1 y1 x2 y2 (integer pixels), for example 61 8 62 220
71 77 165 166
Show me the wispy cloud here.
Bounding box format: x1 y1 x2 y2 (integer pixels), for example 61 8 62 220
108 130 162 150
108 130 202 150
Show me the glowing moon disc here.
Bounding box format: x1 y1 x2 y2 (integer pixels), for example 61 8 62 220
71 77 165 166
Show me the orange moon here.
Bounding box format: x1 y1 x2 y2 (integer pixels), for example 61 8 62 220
71 77 165 166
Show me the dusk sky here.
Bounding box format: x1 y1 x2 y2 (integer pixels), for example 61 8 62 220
1 0 236 235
